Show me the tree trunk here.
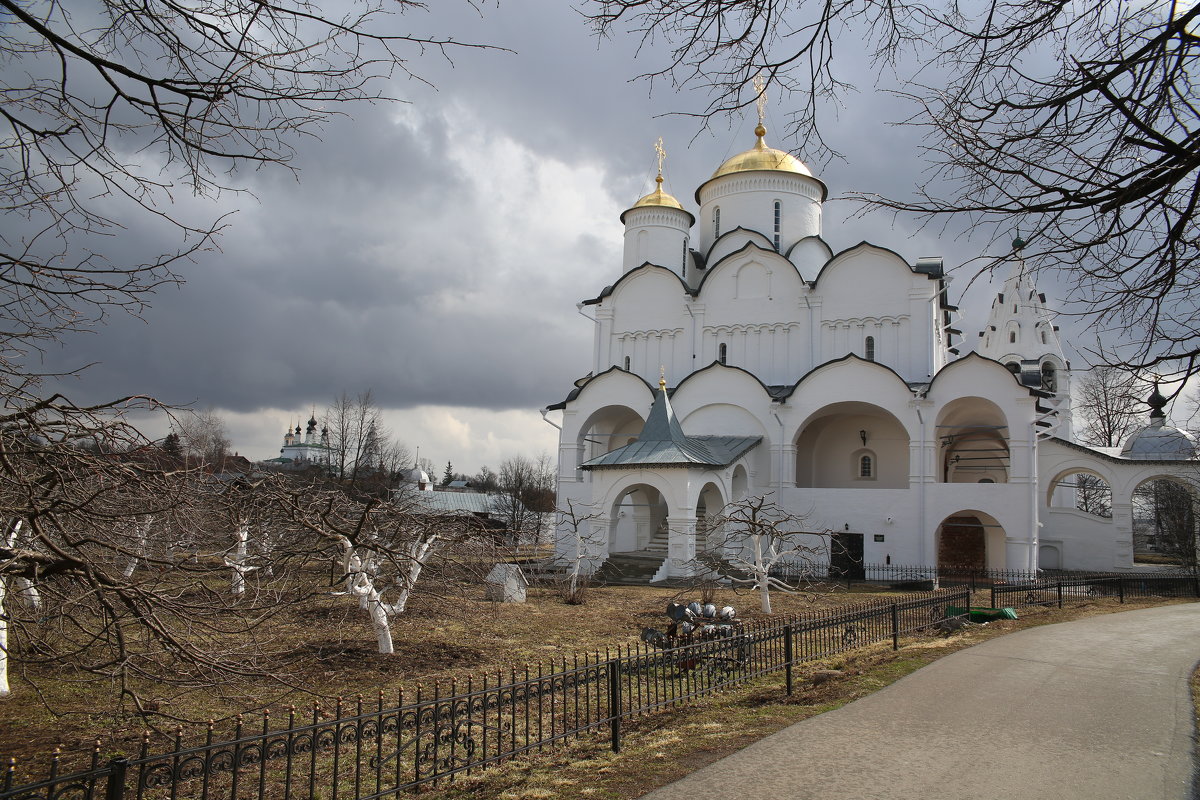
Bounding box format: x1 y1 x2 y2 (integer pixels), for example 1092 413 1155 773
0 579 9 697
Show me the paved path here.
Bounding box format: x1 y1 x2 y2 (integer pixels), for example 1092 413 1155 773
642 603 1200 800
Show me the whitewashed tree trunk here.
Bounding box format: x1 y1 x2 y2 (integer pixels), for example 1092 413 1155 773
752 535 773 613
123 517 151 579
337 531 438 655
3 520 40 614
0 578 9 698
226 521 255 597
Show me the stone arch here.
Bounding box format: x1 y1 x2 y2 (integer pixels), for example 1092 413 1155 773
575 405 645 476
936 510 1006 570
1046 468 1113 518
794 402 909 488
935 397 1010 483
735 261 770 299
731 465 749 501
696 481 726 553
1130 474 1200 565
606 481 671 555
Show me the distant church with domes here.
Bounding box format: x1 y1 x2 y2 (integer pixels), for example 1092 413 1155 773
548 116 1197 579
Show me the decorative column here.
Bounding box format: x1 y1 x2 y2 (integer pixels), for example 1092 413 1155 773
667 510 698 578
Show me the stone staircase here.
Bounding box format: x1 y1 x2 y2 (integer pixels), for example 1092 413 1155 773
593 551 667 585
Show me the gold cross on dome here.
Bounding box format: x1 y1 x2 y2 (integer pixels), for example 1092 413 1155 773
655 137 666 180
753 71 768 128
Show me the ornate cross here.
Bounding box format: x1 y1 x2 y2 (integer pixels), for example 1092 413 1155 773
753 71 768 128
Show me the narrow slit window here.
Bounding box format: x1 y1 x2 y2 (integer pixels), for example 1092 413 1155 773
773 201 781 250
624 356 631 370
713 207 721 239
865 336 875 362
718 343 727 365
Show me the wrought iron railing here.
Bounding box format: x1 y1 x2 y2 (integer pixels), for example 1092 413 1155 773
1 589 967 800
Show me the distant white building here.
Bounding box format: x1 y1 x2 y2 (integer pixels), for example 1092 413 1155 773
547 119 1197 579
263 416 332 470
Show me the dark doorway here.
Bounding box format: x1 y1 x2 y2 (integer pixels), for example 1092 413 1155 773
938 516 986 568
829 532 865 580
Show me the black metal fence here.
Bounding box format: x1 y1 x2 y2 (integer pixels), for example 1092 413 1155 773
990 572 1200 608
811 563 1200 594
1 589 968 800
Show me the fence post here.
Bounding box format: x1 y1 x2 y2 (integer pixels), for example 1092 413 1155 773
990 585 996 609
607 659 621 753
891 603 899 651
1192 568 1199 599
1057 581 1063 608
104 757 128 800
784 625 794 696
1118 577 1125 604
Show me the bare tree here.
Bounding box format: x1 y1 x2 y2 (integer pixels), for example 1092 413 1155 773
0 395 308 706
549 499 605 604
324 390 411 490
269 480 487 654
0 0 502 707
171 408 232 464
495 454 556 546
588 1 1200 383
1 0 499 377
1074 366 1146 448
708 495 830 614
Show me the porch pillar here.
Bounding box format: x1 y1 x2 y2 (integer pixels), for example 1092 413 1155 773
666 511 698 578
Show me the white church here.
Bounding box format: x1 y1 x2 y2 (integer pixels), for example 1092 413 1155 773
547 118 1198 580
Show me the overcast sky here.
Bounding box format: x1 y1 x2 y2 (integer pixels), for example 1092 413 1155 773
36 0 1091 474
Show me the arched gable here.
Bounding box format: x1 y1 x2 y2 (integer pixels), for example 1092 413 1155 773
782 355 919 443
585 262 694 305
606 264 694 337
786 235 833 281
812 242 933 323
705 226 775 265
929 352 1039 400
561 367 655 424
694 242 808 328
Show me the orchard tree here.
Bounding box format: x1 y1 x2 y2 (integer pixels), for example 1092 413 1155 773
0 0 501 703
589 0 1200 384
709 495 830 614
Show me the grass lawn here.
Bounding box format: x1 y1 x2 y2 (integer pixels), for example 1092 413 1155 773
0 580 906 768
1 582 1193 799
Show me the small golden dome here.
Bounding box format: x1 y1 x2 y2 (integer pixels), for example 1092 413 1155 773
631 175 685 211
711 124 812 179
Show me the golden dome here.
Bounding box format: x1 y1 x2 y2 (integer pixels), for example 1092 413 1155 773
631 175 685 211
711 124 812 179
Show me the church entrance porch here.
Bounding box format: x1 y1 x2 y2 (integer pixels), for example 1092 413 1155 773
594 483 673 583
936 511 1007 570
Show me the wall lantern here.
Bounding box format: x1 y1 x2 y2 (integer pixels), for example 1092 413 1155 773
859 429 868 446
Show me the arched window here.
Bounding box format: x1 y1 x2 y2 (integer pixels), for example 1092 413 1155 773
681 239 688 277
1041 361 1057 392
1005 362 1021 374
865 336 876 362
624 356 631 371
718 343 727 365
859 454 873 478
773 200 782 250
978 478 995 484
1040 329 1047 344
713 207 721 239
1009 330 1017 344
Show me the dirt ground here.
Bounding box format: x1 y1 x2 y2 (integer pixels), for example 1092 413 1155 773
0 580 907 768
